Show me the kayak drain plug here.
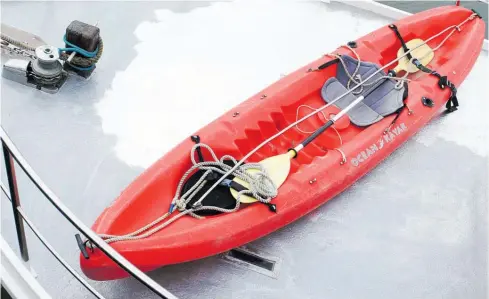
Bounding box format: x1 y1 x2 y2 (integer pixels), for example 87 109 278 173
422 97 434 108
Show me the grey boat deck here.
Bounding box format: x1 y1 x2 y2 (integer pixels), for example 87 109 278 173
1 1 487 298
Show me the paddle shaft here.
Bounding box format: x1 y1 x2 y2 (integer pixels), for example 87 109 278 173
292 95 365 155
293 45 417 156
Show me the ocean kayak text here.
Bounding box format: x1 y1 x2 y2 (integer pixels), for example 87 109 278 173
350 123 407 167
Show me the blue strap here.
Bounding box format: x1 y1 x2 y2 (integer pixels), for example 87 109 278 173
59 35 99 70
58 35 99 58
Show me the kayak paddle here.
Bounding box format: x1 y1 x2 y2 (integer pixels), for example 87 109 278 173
231 40 434 204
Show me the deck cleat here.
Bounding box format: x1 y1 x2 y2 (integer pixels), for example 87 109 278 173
1 20 102 93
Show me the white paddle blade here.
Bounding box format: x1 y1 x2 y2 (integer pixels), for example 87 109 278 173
231 152 293 203
397 39 434 73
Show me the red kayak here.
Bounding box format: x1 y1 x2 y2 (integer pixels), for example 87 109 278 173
80 6 485 281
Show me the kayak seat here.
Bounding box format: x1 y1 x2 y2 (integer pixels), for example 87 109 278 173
321 55 407 127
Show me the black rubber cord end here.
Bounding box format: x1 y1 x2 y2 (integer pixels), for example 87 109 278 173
387 70 397 77
347 41 357 48
75 234 90 259
264 202 277 213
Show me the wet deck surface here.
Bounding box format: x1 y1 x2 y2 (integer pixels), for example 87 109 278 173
1 1 487 299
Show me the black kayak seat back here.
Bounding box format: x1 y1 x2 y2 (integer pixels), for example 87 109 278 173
321 55 406 127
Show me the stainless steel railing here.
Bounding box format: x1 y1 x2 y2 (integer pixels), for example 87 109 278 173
0 127 179 299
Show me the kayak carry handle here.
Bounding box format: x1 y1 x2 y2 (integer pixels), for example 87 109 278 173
191 135 205 162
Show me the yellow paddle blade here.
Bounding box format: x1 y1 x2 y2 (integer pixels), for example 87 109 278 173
394 39 434 73
231 151 295 203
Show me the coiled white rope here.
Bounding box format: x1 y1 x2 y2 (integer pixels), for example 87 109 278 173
100 144 277 243
170 143 277 213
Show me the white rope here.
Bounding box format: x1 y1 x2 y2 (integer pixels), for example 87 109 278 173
293 14 475 157
329 45 411 95
100 144 277 243
294 43 411 146
173 143 277 210
98 13 477 244
295 104 343 146
295 104 327 134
